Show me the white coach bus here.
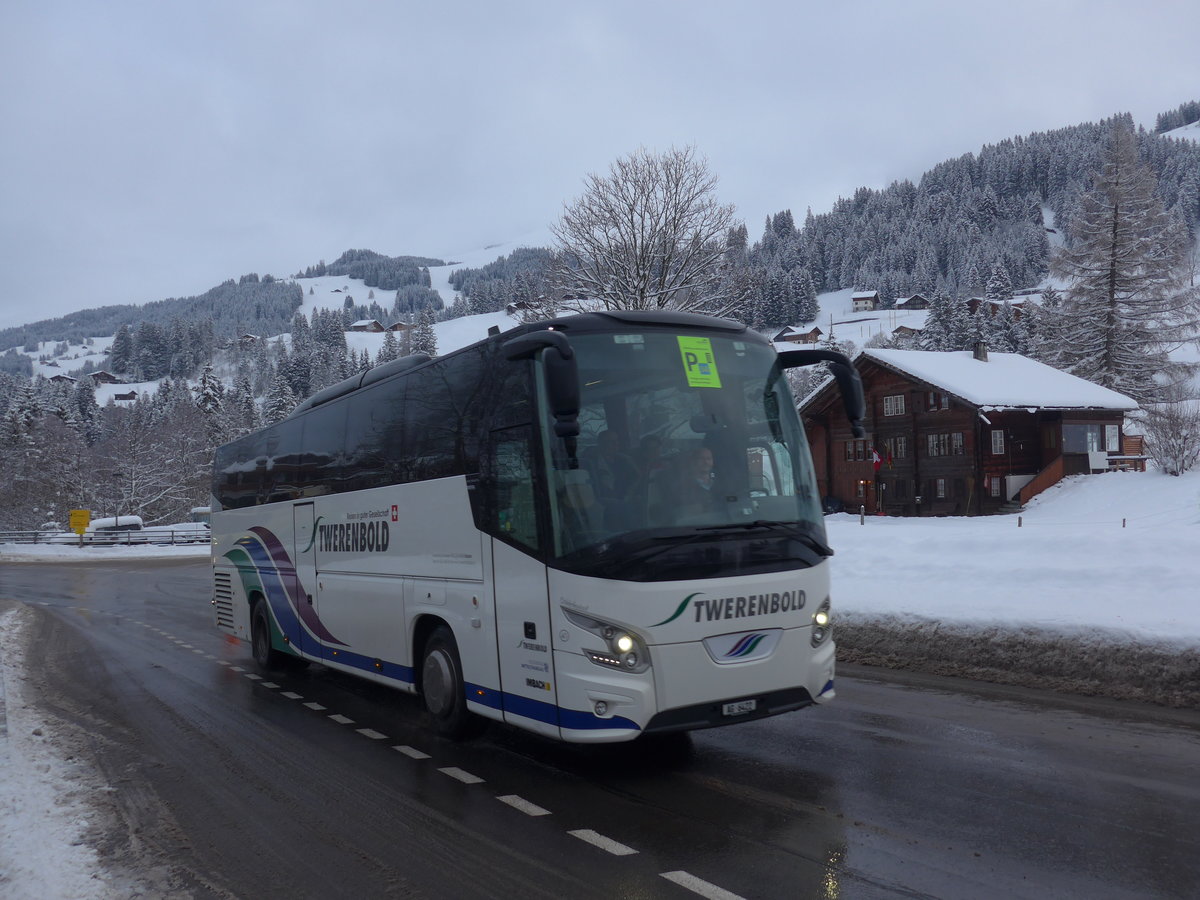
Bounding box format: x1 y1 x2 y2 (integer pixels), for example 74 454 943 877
211 310 864 742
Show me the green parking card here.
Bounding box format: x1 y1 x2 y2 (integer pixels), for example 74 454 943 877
677 336 722 388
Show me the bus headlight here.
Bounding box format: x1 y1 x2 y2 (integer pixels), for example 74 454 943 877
811 598 832 647
563 609 650 673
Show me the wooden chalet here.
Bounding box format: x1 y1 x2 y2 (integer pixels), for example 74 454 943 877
891 325 922 339
348 319 385 333
895 294 929 310
967 297 1028 319
851 290 879 312
386 321 413 333
800 344 1138 516
87 370 124 385
773 325 823 345
48 374 78 384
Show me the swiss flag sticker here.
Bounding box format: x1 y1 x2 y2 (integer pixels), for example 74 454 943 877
391 505 398 522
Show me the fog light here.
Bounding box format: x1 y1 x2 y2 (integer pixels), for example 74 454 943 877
594 700 608 716
615 634 634 653
623 653 638 668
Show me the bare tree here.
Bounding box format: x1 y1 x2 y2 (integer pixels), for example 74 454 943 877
1142 383 1200 476
548 146 745 317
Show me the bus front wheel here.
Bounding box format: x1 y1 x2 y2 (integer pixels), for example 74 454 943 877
421 627 481 739
251 598 284 670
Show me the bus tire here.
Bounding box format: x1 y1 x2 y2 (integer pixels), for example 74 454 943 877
420 626 481 739
251 598 284 670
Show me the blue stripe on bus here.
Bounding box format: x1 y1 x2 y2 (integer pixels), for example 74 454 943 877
306 650 637 732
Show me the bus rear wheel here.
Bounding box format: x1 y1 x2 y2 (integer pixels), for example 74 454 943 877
251 598 284 670
421 626 481 739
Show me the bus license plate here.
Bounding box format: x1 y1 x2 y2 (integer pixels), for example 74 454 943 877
722 699 757 717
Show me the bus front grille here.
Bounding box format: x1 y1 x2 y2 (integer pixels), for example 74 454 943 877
213 572 235 629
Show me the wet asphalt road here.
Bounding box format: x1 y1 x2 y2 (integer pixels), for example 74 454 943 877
2 557 1198 899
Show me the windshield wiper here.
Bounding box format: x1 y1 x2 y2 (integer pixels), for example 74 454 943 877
694 520 834 556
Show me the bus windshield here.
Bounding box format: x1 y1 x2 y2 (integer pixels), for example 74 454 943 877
537 330 827 578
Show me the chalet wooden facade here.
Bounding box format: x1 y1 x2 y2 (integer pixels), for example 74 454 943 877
851 290 879 312
773 325 823 344
800 345 1138 516
348 319 385 332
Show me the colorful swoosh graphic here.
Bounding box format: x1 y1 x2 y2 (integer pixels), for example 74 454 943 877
724 633 767 658
225 526 346 646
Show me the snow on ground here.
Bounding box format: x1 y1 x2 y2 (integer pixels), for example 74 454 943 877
828 467 1200 645
0 605 117 898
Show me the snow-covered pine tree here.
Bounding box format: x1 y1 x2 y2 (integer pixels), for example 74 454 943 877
194 364 224 416
1050 125 1200 403
412 309 438 357
109 324 134 375
263 374 297 425
377 329 400 365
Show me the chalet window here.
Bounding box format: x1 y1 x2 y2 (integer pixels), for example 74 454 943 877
882 435 908 460
927 391 938 410
883 394 905 417
894 479 907 499
1105 425 1119 452
927 433 953 457
990 477 1002 498
952 432 964 455
991 430 1005 454
855 440 865 461
935 478 946 499
1063 424 1106 453
941 394 951 410
845 441 854 461
856 480 866 498
927 434 937 457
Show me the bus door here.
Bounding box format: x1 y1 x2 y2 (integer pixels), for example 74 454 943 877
486 425 560 738
291 502 317 657
492 540 558 738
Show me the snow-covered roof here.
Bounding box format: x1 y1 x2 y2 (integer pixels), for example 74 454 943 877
861 348 1139 411
851 290 878 299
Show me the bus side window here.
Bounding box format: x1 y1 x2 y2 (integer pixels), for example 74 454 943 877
489 426 540 552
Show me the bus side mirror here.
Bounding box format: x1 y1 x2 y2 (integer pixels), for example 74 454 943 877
777 349 866 438
503 330 580 438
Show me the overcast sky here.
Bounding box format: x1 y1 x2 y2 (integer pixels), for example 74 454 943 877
1 0 1197 331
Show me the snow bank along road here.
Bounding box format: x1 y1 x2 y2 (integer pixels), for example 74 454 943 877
827 469 1200 709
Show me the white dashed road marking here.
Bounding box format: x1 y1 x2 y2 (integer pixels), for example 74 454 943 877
281 692 303 700
357 728 388 740
568 830 637 856
439 767 484 784
497 795 551 817
328 714 355 725
394 745 430 760
660 871 745 900
304 702 326 711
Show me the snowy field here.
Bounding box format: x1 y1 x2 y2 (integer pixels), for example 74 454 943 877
828 468 1200 645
